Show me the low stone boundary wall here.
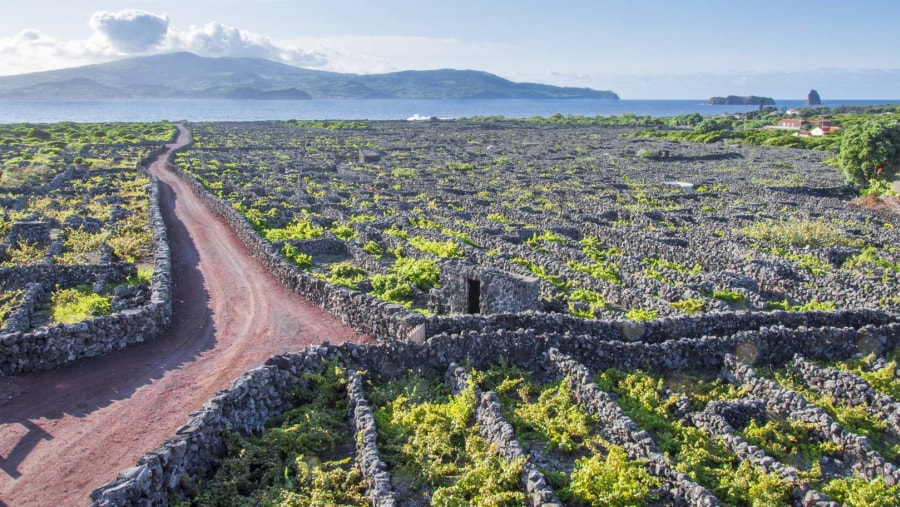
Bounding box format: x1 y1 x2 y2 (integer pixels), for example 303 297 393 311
448 365 561 507
691 406 840 506
723 355 900 484
92 347 335 506
165 144 424 341
424 307 893 345
347 372 396 507
0 173 173 376
549 349 718 506
92 319 900 505
790 355 900 442
0 283 42 334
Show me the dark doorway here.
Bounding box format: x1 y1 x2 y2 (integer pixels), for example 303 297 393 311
467 279 481 314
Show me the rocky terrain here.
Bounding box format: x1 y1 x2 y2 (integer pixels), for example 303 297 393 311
90 120 900 506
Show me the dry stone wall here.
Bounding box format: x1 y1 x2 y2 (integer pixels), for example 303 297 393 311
165 143 425 341
93 315 899 505
0 168 173 376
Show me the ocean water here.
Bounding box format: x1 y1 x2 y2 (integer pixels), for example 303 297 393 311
0 98 897 123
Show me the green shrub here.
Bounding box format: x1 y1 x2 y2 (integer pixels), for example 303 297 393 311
362 240 384 258
822 475 900 507
711 289 745 304
670 298 705 315
569 447 659 507
740 219 863 248
324 261 367 288
391 257 440 291
330 222 357 240
370 274 413 307
264 218 323 241
409 236 464 258
391 167 416 178
837 120 900 185
0 290 23 326
185 362 367 505
625 308 658 321
50 286 111 324
281 243 312 268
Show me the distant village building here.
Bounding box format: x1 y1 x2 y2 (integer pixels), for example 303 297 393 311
809 118 833 128
776 118 804 130
811 126 841 136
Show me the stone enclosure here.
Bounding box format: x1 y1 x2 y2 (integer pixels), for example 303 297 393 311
92 120 900 506
0 127 175 375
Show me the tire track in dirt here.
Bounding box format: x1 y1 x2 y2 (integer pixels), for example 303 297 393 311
0 126 373 506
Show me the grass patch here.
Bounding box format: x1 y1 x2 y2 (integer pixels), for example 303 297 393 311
50 285 111 324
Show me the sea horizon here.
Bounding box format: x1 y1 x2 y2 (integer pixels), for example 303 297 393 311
0 98 896 124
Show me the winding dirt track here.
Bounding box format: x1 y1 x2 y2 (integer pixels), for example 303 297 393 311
0 126 373 507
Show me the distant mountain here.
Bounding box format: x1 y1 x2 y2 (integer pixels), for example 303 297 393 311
705 95 775 105
0 52 619 100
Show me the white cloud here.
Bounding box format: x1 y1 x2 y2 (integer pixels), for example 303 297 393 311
89 10 169 52
0 9 327 76
167 22 327 67
0 29 108 75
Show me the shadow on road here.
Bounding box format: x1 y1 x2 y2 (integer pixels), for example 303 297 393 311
0 162 214 480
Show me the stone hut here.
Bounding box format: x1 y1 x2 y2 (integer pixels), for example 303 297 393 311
358 149 380 164
430 261 540 315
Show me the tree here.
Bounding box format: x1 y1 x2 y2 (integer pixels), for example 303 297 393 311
837 120 900 185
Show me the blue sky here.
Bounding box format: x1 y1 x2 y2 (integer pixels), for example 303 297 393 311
1 0 897 98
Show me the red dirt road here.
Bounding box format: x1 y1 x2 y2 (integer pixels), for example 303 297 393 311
0 126 373 507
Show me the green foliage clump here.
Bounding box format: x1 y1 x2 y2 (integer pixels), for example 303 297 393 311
281 243 312 268
766 299 835 312
372 377 524 505
670 298 706 315
383 224 410 239
567 260 621 284
569 447 659 507
843 247 900 273
775 369 899 461
0 290 23 327
822 475 900 507
391 256 440 291
127 267 154 286
391 167 416 178
330 222 357 240
370 274 413 307
711 289 746 304
362 240 384 258
833 354 900 400
837 120 900 185
264 218 323 242
740 219 864 248
512 381 592 452
185 362 368 506
525 230 566 250
50 286 111 324
486 212 510 224
596 368 793 506
408 236 464 258
568 289 607 319
625 308 658 322
323 261 367 289
512 257 572 290
740 418 840 482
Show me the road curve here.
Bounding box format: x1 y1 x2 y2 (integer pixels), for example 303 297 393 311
0 126 373 506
